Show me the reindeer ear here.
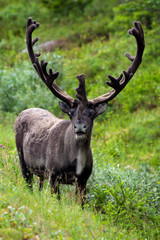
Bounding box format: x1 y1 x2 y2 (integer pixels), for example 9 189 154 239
59 102 71 114
93 102 108 118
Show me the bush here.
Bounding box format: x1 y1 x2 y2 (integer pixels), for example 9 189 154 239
87 163 160 237
39 0 92 18
0 1 49 67
0 1 43 40
111 0 160 31
0 54 64 114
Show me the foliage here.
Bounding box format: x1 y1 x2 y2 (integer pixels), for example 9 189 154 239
88 163 160 238
0 54 64 114
39 0 92 18
0 0 44 40
112 0 160 30
0 34 159 114
0 0 46 66
92 107 160 169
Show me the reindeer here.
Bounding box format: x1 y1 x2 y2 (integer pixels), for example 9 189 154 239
14 18 145 203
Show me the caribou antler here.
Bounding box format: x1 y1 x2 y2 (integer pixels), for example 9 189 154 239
26 18 144 108
75 74 88 106
26 17 75 106
89 21 145 106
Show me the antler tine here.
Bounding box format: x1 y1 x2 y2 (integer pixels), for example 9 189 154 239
75 74 88 106
26 17 75 106
26 18 40 64
89 21 145 106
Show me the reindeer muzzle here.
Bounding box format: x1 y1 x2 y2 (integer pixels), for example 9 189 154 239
74 121 87 140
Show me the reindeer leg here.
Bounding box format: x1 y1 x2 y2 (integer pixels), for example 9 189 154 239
18 149 33 189
76 179 87 207
76 167 91 207
49 173 60 200
79 183 87 207
75 179 80 203
23 168 33 189
39 176 44 191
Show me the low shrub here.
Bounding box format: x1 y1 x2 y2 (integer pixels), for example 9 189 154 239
87 162 160 238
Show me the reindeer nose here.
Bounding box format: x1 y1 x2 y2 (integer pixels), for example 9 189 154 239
74 121 87 133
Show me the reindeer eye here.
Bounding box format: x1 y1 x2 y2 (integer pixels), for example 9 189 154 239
68 108 76 118
68 111 72 117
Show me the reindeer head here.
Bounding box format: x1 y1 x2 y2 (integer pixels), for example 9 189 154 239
58 74 107 140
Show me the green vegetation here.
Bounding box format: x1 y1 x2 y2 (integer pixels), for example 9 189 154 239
0 0 160 239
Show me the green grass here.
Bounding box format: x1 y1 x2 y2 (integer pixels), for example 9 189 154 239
0 142 143 240
0 108 159 239
92 107 160 168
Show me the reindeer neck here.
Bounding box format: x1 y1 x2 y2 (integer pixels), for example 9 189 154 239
66 123 92 176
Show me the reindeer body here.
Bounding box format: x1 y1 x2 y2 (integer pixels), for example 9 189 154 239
15 18 144 202
15 108 93 197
